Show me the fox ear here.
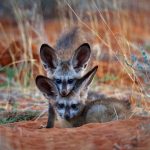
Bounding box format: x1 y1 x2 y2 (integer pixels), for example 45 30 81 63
35 75 58 100
40 44 58 73
73 66 98 93
72 43 91 73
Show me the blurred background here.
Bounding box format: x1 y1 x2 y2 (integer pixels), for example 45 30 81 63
0 0 150 118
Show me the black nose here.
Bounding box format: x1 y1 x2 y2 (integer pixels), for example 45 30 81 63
61 91 67 96
65 114 70 120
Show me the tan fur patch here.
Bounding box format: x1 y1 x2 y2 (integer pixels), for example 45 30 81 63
61 62 70 72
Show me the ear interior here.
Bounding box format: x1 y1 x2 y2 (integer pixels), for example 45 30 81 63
36 75 58 99
73 66 98 92
40 44 58 69
72 43 91 72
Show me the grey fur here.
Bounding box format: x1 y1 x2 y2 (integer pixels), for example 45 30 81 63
40 42 91 97
55 27 79 50
35 66 98 128
36 65 131 128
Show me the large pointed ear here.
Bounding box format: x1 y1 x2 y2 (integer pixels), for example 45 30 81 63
40 44 58 72
73 66 98 93
35 75 58 100
72 43 91 73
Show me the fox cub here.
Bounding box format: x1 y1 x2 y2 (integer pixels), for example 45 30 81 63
40 28 105 101
40 43 91 97
36 66 131 128
36 66 97 128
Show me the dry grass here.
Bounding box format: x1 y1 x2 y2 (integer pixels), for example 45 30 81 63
60 0 150 110
0 0 150 113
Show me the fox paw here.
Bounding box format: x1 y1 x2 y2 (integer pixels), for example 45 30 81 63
38 124 47 129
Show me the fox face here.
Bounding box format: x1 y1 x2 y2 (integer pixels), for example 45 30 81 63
40 43 91 96
53 60 77 96
36 66 98 120
55 96 84 120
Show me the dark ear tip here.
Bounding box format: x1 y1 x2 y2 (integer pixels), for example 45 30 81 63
40 43 51 53
40 43 50 49
35 75 45 84
81 43 90 49
35 75 55 86
35 75 51 84
94 65 98 71
90 65 98 75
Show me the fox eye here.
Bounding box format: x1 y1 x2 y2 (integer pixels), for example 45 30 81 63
57 103 65 109
71 104 78 110
68 79 73 84
43 64 48 69
56 79 62 84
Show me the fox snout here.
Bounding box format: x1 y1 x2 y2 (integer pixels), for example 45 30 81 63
56 79 72 96
65 114 70 120
61 90 69 96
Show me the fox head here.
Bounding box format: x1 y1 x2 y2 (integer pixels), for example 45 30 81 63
40 43 91 97
36 66 98 120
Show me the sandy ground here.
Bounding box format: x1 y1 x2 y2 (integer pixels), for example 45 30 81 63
0 117 150 150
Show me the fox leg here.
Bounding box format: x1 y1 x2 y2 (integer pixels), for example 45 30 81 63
46 103 55 128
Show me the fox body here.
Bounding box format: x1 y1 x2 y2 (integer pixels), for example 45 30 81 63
36 66 131 128
60 98 131 128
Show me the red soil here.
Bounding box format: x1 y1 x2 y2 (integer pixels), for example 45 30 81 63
0 117 150 150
